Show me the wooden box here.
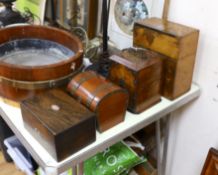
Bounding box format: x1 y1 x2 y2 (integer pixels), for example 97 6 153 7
109 48 162 114
20 89 96 161
201 148 218 175
67 71 128 132
134 17 199 100
134 162 157 175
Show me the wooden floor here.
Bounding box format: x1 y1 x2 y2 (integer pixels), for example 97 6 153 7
0 151 25 175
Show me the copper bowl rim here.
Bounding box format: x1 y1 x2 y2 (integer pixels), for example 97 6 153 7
0 25 83 71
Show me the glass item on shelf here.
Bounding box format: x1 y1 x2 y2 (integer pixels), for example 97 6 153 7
114 0 149 35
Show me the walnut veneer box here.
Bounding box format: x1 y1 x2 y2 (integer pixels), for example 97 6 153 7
20 89 96 161
134 17 199 100
109 48 162 114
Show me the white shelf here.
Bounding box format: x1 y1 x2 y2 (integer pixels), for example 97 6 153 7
0 84 200 175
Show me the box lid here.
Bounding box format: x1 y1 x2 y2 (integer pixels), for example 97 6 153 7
21 89 95 135
135 17 198 38
110 48 161 71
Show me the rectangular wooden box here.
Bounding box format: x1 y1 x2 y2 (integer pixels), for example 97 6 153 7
20 89 96 161
134 17 199 99
109 49 162 114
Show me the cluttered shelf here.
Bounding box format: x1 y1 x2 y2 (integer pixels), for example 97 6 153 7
0 83 200 175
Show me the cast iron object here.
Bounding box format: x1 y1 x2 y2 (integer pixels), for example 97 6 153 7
0 0 28 27
97 0 110 77
86 0 110 77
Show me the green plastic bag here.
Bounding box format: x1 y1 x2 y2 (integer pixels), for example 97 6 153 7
15 0 46 24
84 142 146 175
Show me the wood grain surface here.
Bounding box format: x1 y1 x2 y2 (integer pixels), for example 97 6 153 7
0 151 25 175
133 17 199 100
68 71 129 132
109 49 162 114
134 18 199 59
201 148 218 175
0 25 83 101
21 89 96 161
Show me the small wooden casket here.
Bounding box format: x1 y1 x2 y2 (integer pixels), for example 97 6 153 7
109 48 162 114
134 17 199 100
67 71 128 132
20 89 96 161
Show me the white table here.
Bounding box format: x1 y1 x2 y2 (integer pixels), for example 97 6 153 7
0 84 200 175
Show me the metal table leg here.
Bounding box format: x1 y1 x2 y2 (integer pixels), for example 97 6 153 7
155 114 171 175
156 119 162 175
78 162 84 175
162 114 171 175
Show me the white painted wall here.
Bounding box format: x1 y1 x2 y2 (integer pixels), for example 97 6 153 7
166 0 218 175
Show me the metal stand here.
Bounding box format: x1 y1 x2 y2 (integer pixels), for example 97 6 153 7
86 0 111 77
156 114 171 175
162 114 170 175
156 119 162 175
